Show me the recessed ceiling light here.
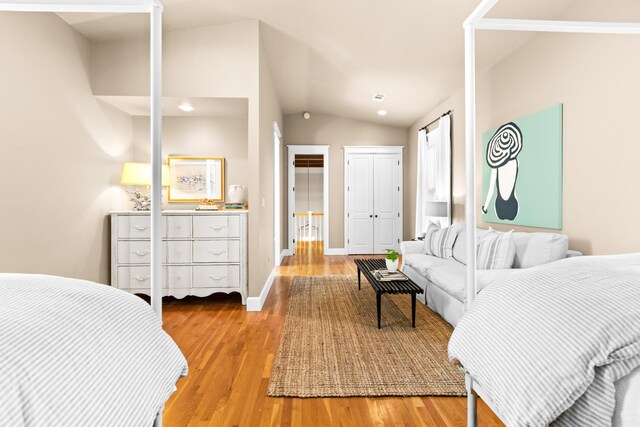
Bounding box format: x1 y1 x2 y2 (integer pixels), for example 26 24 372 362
178 103 194 112
373 94 385 102
377 110 387 116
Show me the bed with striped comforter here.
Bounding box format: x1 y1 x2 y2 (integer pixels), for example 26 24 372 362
448 254 640 427
0 274 188 427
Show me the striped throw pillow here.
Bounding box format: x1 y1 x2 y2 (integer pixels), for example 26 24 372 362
477 230 517 270
422 222 440 256
430 223 463 259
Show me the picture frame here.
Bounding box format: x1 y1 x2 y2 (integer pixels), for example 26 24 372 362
167 156 225 203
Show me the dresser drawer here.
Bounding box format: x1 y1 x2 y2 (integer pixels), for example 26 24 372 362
118 241 152 264
193 216 240 238
166 266 191 289
166 241 192 264
193 265 240 288
117 266 154 289
193 240 240 263
166 215 192 238
117 215 166 239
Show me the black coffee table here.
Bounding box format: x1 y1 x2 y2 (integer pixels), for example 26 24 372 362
354 258 424 329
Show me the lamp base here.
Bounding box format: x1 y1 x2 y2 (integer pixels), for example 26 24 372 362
126 189 151 211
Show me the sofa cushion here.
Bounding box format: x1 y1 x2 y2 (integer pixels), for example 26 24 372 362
452 227 490 265
424 260 514 303
430 223 463 259
512 232 569 268
422 222 440 256
403 253 451 276
477 230 517 270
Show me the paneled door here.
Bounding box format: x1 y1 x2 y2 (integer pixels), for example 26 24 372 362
373 154 401 253
346 148 403 254
347 154 374 254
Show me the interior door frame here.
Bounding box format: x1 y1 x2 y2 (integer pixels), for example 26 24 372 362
287 145 330 255
273 122 282 266
343 146 404 254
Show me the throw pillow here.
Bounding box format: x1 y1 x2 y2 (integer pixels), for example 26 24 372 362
422 222 440 256
477 230 517 270
430 223 463 259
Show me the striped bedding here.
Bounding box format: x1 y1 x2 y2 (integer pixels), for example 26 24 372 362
448 254 640 427
0 274 188 427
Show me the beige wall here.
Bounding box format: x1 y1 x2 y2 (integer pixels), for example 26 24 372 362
408 1 640 255
257 25 283 295
283 113 407 248
0 13 132 283
132 115 248 209
93 20 284 298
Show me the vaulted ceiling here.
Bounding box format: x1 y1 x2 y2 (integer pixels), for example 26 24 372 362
58 0 579 127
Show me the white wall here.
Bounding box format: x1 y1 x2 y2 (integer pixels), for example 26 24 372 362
0 13 132 283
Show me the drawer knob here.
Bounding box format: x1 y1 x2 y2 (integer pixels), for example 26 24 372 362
208 275 225 281
133 225 150 231
133 276 150 282
132 250 151 256
208 225 226 230
208 250 226 255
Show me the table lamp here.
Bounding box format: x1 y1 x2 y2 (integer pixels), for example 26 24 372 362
121 162 170 211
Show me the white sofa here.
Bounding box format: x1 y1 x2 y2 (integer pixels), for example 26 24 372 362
401 227 580 327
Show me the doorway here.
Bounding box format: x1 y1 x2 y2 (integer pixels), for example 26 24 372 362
287 145 329 255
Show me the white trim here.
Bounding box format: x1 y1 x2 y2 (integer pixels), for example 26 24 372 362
246 268 277 312
342 146 405 154
325 248 348 256
287 145 330 255
273 124 282 268
280 249 293 260
464 25 477 310
475 18 640 34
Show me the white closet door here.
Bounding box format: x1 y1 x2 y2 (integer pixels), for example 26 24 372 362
348 154 374 254
373 154 401 253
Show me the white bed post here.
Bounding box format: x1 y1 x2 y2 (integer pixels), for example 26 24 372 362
150 4 163 322
464 22 479 427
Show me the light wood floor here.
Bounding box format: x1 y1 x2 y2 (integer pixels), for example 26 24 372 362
162 242 503 426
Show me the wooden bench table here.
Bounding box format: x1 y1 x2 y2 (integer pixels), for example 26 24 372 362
354 258 424 329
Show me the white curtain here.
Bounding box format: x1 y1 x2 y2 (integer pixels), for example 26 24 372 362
414 115 451 236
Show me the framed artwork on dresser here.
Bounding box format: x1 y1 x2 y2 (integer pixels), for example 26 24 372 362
168 156 225 203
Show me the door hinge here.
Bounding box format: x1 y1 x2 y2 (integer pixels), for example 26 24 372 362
398 186 400 191
398 212 400 218
293 213 295 218
347 213 350 218
398 238 400 243
397 160 400 165
293 187 295 192
348 239 350 244
347 186 349 191
348 160 350 165
293 238 296 243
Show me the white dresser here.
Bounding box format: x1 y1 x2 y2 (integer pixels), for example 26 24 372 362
110 210 248 304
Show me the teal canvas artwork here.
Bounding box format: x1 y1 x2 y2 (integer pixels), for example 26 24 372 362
481 104 563 229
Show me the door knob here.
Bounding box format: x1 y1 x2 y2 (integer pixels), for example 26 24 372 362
375 215 378 218
369 214 373 218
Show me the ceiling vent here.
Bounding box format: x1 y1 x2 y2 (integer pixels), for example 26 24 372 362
372 94 385 102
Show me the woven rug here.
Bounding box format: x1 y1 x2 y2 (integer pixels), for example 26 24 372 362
268 275 466 397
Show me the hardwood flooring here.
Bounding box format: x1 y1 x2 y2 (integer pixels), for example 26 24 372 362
161 242 504 426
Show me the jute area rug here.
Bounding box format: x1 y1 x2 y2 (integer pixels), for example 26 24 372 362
267 275 466 398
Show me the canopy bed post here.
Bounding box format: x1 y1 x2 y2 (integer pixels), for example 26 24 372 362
150 3 163 321
462 0 640 425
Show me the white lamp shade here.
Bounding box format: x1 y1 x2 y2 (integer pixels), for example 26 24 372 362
121 162 170 187
424 200 448 217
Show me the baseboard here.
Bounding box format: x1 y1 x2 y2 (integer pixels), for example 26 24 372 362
246 268 277 312
325 247 348 256
281 249 293 260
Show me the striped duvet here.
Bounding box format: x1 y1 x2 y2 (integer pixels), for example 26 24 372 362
448 254 640 427
0 274 188 427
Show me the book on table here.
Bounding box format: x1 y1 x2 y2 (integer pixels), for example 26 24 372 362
371 269 409 281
